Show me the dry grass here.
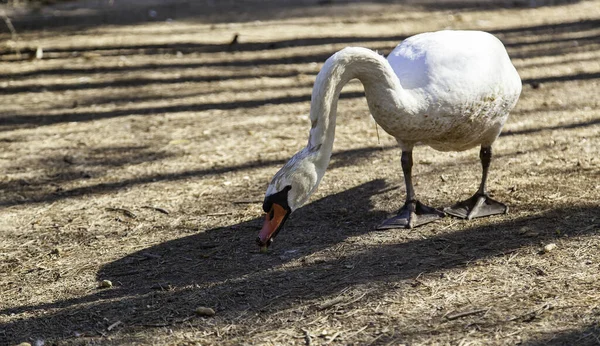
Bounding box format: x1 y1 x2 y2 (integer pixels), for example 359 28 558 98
1 0 600 345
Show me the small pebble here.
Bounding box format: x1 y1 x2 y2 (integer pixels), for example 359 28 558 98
17 343 32 346
543 243 557 253
35 46 43 59
99 280 113 288
195 307 215 317
530 81 542 89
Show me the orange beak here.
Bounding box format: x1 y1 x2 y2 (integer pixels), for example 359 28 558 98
257 203 288 247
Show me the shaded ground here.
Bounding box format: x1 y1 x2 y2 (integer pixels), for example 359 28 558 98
1 0 599 345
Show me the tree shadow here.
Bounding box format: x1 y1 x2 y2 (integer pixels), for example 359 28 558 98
0 91 364 131
0 137 569 210
0 18 598 134
0 71 308 94
1 180 598 343
4 0 584 34
525 324 600 346
416 0 582 10
0 37 401 63
4 17 600 74
70 80 316 109
0 134 583 210
522 72 600 85
501 117 600 137
0 145 391 208
3 85 598 135
0 145 175 206
1 6 598 74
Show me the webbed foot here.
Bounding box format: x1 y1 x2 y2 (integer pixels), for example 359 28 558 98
444 194 508 220
377 200 445 230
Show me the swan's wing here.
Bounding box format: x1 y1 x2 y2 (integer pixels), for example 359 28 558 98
387 30 521 100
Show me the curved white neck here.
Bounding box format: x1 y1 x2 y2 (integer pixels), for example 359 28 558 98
306 47 416 179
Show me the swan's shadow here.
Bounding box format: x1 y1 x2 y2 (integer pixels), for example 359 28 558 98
99 179 390 293
2 179 598 343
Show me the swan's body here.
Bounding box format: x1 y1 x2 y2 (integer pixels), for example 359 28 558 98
258 30 522 248
379 31 521 151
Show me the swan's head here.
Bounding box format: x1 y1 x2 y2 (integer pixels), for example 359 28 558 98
257 148 321 249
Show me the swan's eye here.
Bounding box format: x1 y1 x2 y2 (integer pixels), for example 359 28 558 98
263 201 272 213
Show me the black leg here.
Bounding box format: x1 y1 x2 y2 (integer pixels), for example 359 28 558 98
445 146 508 220
377 151 444 230
478 146 491 195
401 151 416 203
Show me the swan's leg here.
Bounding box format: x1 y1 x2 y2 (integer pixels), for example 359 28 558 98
445 146 508 219
377 151 444 230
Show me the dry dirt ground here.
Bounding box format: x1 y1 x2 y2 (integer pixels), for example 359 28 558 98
1 0 599 345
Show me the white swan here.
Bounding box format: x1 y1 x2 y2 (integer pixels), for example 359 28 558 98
258 30 522 248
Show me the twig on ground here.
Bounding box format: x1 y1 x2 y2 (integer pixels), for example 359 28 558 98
318 296 346 310
142 206 170 214
206 212 233 216
366 334 383 345
385 339 401 346
509 303 550 322
1 12 18 41
107 320 122 331
141 322 171 328
140 315 194 328
326 331 341 344
345 325 368 339
444 308 489 321
106 207 136 218
340 292 368 307
258 293 289 311
306 315 328 326
141 252 161 259
301 328 312 346
318 291 369 310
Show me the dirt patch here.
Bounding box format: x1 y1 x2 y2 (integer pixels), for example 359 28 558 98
1 0 599 345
